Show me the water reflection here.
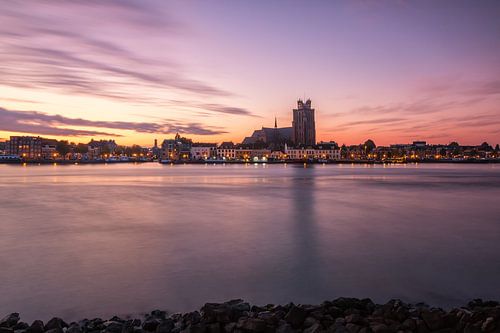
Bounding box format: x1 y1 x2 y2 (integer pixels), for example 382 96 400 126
0 163 499 321
289 165 323 299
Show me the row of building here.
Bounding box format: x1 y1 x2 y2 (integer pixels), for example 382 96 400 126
1 135 498 162
156 134 340 162
1 99 498 162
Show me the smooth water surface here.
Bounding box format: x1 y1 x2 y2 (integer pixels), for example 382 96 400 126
1 163 499 321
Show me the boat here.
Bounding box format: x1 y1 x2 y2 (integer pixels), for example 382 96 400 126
0 155 21 163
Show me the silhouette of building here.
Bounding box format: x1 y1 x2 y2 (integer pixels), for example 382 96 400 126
242 117 292 148
292 99 316 146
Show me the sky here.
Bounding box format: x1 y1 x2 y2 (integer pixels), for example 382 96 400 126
0 0 499 146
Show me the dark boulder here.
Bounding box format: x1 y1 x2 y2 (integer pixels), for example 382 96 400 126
0 314 20 328
303 322 321 333
13 322 29 330
109 317 125 324
0 328 14 333
66 324 82 333
104 322 124 333
156 319 175 333
44 318 68 331
421 309 446 331
182 312 201 326
237 318 266 332
149 311 167 321
26 321 44 333
142 319 160 332
284 306 307 328
275 322 294 333
44 328 63 333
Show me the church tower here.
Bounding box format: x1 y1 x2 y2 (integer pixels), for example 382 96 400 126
292 99 316 146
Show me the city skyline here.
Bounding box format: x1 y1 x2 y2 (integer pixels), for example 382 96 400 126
1 1 500 146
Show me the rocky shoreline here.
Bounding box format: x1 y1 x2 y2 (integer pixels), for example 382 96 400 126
1 299 499 333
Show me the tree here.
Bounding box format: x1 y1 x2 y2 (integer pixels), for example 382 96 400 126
100 145 111 157
340 144 348 159
56 140 70 159
449 141 459 148
363 139 376 153
479 142 492 151
74 143 88 154
495 144 499 152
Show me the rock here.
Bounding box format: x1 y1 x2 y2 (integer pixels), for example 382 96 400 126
180 323 206 333
284 306 307 328
369 323 389 333
45 318 68 331
104 322 123 333
0 314 20 328
156 320 175 333
345 323 361 333
303 317 318 328
414 318 430 333
256 311 276 324
238 318 266 332
201 304 232 324
142 320 160 332
482 317 496 331
44 328 63 333
149 312 167 321
421 309 445 331
206 323 221 333
13 323 28 331
0 328 14 333
26 321 44 333
226 300 250 314
345 314 362 325
303 323 322 333
275 322 294 333
401 318 416 331
329 325 348 333
66 324 81 333
182 312 201 326
468 299 499 309
332 298 374 314
223 323 236 333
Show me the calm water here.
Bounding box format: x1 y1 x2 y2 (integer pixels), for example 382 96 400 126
1 163 499 321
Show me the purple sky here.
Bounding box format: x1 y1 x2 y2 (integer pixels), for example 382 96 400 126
0 0 499 145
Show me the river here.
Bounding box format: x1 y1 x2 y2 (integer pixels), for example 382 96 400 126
0 163 499 321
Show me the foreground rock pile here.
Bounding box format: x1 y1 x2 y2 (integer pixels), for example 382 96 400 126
1 298 499 333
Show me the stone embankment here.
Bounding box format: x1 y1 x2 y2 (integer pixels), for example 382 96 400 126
1 298 499 333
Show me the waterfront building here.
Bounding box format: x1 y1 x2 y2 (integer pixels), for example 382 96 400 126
216 142 236 160
88 139 118 159
152 139 161 159
41 139 58 160
190 144 217 160
234 148 271 161
6 136 42 159
284 146 340 160
292 99 316 146
160 133 192 161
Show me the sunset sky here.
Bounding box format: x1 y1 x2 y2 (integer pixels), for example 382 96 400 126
1 0 499 146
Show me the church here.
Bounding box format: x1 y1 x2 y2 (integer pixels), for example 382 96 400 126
241 117 293 148
242 99 316 148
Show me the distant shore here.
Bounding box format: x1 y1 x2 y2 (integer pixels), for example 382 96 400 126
2 298 499 333
1 159 499 165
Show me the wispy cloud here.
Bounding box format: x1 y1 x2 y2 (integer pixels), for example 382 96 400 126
0 1 257 117
0 106 228 137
